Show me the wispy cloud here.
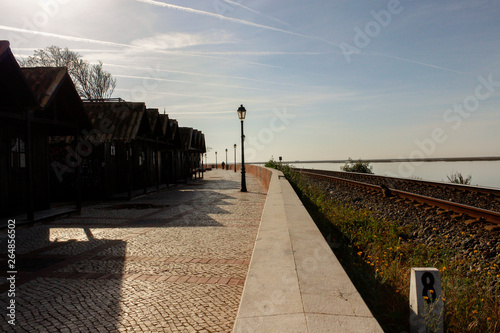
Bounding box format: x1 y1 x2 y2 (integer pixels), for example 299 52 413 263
130 31 235 50
135 0 338 46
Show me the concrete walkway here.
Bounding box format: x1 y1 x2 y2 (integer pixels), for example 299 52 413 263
233 168 383 332
0 169 266 332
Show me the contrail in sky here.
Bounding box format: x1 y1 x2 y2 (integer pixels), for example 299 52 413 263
113 74 292 93
221 0 291 26
135 0 337 46
135 0 462 74
362 52 465 74
0 25 131 48
106 63 300 87
184 51 331 56
114 88 241 101
155 50 283 68
2 23 462 75
4 25 283 70
12 47 124 53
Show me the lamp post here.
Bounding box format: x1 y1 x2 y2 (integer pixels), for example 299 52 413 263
233 144 237 172
225 148 228 170
237 104 247 192
215 151 217 169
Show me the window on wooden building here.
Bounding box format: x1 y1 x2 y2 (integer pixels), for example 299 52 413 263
11 138 26 168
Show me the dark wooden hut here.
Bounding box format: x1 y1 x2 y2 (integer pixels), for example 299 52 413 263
51 101 188 199
0 41 90 220
178 127 206 181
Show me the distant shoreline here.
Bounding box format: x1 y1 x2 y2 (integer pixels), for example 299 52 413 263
252 156 500 164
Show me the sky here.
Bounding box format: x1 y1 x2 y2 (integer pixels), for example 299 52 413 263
2 0 500 164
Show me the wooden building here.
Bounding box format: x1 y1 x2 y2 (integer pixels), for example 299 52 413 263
0 41 90 220
1 40 208 217
178 127 206 181
51 100 194 199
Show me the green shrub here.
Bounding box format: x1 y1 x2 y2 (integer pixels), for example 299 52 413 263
264 159 279 169
341 158 374 174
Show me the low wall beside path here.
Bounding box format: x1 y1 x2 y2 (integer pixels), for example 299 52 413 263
233 167 383 332
242 165 272 191
207 164 272 191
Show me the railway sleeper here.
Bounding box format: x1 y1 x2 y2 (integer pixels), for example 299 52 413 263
436 209 452 215
484 224 500 231
464 217 485 226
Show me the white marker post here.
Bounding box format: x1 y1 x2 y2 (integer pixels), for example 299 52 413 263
409 268 444 333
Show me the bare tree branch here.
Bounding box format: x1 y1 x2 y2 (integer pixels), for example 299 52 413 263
19 46 116 100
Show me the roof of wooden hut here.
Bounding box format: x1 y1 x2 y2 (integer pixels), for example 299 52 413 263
0 40 38 109
145 108 159 133
22 67 90 129
83 101 148 143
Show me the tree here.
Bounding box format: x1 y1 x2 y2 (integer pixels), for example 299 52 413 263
341 158 374 174
19 46 116 99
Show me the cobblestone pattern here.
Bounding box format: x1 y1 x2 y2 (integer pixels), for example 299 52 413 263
59 259 249 278
97 227 258 259
0 169 266 332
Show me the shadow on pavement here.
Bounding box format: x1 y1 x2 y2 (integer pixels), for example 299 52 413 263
0 174 249 331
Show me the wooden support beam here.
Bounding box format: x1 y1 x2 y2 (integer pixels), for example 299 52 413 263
75 126 82 212
25 110 34 221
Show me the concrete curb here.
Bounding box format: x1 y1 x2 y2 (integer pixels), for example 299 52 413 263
233 168 384 332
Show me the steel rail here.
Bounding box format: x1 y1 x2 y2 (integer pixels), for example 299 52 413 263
298 170 500 226
295 168 500 198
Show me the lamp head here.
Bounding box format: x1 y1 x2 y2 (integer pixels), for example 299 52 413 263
237 104 246 120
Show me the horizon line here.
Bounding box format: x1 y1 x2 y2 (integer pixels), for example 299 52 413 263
249 156 500 164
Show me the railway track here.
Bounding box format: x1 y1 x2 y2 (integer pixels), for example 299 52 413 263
295 169 500 228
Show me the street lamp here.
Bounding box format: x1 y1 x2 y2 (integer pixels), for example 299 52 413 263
237 104 247 192
225 148 228 170
215 151 217 169
233 144 237 172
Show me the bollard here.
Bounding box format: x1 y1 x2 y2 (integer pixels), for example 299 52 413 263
409 267 444 333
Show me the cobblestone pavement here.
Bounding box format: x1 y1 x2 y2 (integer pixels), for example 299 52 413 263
0 170 266 332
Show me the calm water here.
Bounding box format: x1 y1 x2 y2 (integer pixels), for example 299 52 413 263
293 161 500 189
